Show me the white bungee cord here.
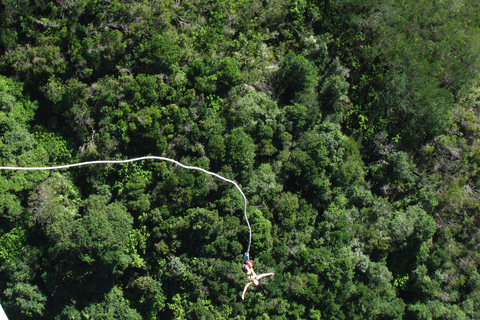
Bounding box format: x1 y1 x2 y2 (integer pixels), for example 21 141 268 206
0 156 252 254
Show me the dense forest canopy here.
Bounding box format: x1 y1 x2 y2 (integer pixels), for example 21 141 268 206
1 0 480 318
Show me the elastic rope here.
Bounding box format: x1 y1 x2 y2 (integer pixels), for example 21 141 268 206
0 156 252 254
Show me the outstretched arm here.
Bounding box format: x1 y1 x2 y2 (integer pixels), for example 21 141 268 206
257 273 274 280
242 282 252 300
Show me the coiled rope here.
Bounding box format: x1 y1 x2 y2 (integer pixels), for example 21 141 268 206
0 156 252 254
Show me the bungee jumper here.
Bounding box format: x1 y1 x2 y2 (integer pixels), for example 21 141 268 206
241 254 274 300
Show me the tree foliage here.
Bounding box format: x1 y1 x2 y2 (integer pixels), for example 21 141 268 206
0 0 479 318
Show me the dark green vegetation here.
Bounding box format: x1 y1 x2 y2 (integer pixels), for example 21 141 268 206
1 0 480 318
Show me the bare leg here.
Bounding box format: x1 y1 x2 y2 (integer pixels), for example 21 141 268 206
257 273 274 280
242 282 253 300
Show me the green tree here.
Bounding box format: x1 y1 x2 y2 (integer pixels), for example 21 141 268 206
277 52 318 106
216 57 242 94
4 282 47 318
347 262 406 319
225 127 256 179
126 276 166 320
1 258 46 319
0 227 25 263
81 286 142 320
29 173 80 232
43 194 133 305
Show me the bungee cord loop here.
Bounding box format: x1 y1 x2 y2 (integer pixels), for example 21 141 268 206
0 156 252 255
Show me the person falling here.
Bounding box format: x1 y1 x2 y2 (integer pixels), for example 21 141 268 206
241 259 274 300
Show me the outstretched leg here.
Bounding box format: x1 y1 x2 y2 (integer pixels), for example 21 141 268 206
242 282 253 300
257 273 274 280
